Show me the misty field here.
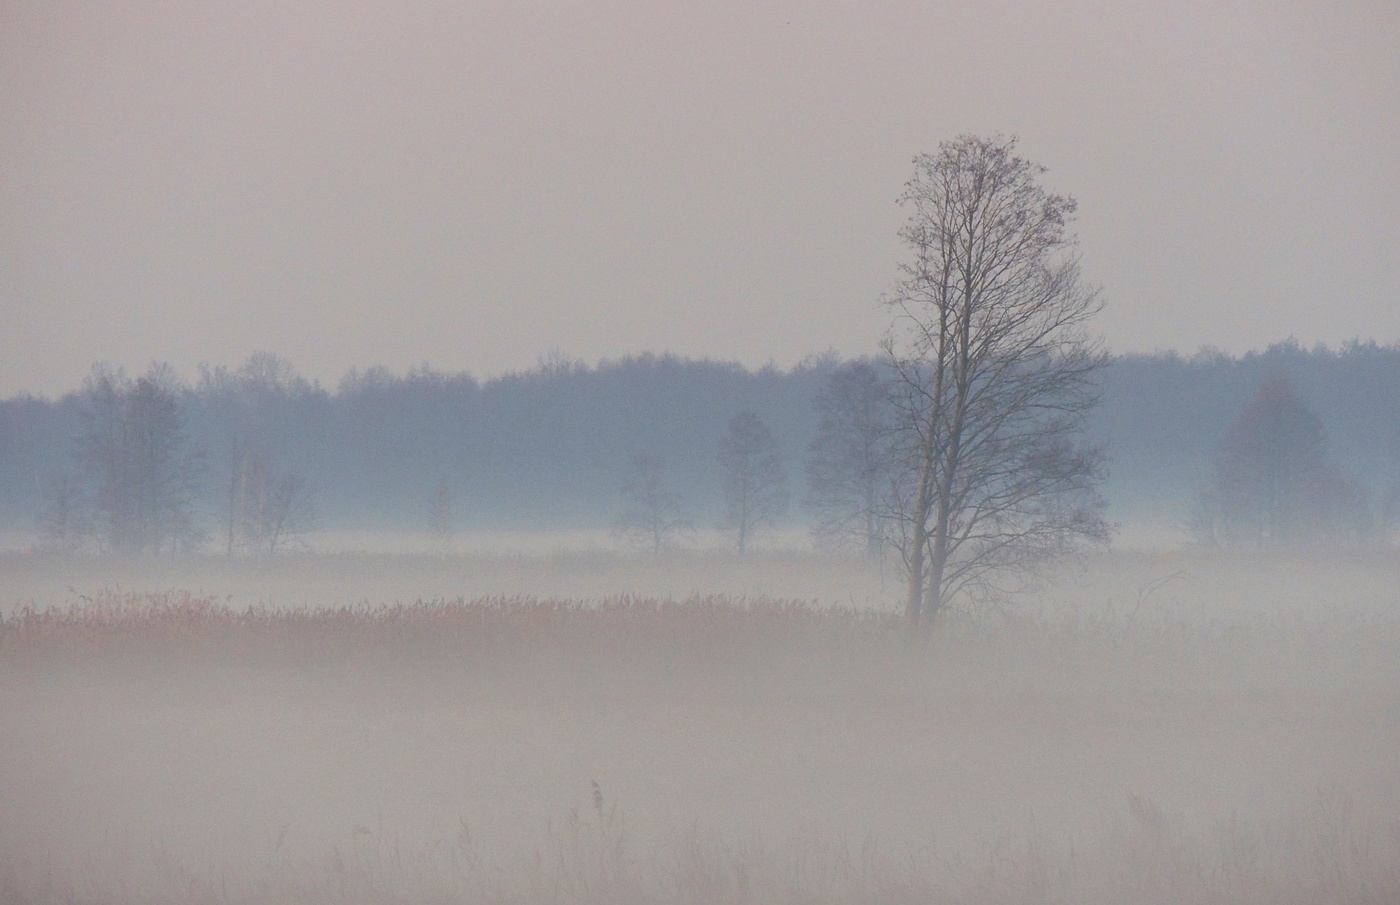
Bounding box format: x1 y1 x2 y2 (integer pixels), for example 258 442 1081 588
2 551 1398 904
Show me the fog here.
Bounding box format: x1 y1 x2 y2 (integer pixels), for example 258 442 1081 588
4 1 1399 398
4 4 1399 896
2 550 1397 903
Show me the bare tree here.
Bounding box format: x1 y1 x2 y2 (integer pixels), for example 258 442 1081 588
805 361 892 556
260 472 319 556
224 436 258 558
1193 371 1371 548
613 453 690 554
719 411 789 555
225 437 319 558
76 363 204 555
883 134 1109 631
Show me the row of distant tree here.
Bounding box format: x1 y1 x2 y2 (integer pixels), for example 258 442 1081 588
26 354 1399 563
611 411 790 556
612 358 1399 564
2 351 830 541
28 358 818 559
34 363 320 559
7 343 1400 557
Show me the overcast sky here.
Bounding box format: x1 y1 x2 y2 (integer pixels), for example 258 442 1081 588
2 0 1397 397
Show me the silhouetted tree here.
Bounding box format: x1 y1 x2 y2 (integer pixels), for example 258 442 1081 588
613 453 690 554
718 412 788 554
805 361 892 556
1192 371 1371 547
76 363 204 554
883 135 1109 631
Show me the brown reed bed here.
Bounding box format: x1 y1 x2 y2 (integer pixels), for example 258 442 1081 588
3 586 1399 904
0 588 905 684
5 585 1399 690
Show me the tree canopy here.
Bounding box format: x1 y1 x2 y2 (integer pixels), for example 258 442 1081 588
882 134 1109 629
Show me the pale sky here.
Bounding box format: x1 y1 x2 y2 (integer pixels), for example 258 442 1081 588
2 0 1398 397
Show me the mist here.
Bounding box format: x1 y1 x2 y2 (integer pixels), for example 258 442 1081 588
3 325 1400 905
5 2 1400 899
3 350 1399 901
4 1 1399 397
2 550 1398 904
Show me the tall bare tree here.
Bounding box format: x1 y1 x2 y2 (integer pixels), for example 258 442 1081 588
883 134 1109 631
805 361 891 556
719 411 788 555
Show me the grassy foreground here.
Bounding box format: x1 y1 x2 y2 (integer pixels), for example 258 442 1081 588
1 572 1398 904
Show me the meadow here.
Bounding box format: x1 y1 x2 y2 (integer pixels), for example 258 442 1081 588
1 549 1397 904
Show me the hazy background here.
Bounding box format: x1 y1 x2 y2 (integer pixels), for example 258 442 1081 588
4 0 1399 398
3 344 1398 549
5 6 1400 902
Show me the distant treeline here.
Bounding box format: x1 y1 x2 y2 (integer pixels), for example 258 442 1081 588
1098 341 1400 523
2 341 1398 537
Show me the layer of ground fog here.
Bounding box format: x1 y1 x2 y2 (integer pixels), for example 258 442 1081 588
1 550 1398 905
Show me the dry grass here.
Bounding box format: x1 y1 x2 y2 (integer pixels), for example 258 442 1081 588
5 784 1396 904
0 590 901 690
1 553 1398 904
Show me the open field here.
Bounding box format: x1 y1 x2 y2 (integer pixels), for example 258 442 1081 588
1 550 1398 904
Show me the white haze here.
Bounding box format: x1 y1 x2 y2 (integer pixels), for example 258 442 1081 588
3 0 1399 397
2 550 1398 902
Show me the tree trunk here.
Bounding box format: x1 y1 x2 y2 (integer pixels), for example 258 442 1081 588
904 448 934 630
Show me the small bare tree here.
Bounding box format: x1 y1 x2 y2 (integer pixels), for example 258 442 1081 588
805 361 892 556
883 134 1109 631
719 411 789 555
225 437 318 558
613 453 690 554
260 473 319 556
224 436 258 558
